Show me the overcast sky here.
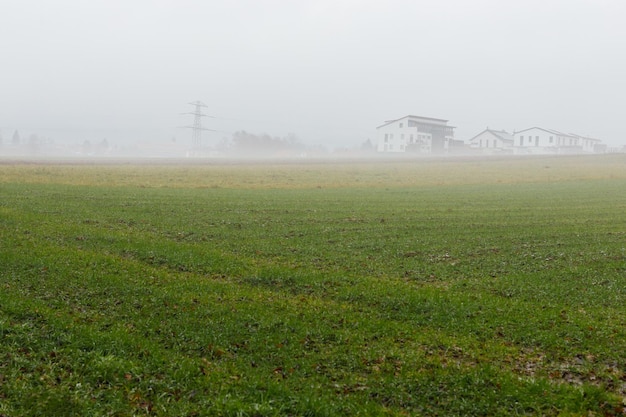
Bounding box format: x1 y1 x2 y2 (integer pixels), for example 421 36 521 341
1 0 625 148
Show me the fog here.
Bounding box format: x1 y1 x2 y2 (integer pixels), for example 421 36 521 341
1 0 625 157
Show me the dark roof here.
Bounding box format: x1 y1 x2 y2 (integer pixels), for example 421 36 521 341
514 127 601 142
569 133 601 142
377 115 451 129
468 129 513 143
405 115 449 123
487 129 513 142
514 127 576 138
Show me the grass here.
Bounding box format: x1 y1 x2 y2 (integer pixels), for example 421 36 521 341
1 154 626 415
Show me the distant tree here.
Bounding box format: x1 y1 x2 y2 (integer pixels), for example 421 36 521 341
82 140 92 154
12 130 20 145
230 131 304 156
95 138 110 155
361 139 374 151
28 134 40 153
215 136 231 152
286 133 299 146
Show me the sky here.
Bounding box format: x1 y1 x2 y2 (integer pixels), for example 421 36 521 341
1 0 626 149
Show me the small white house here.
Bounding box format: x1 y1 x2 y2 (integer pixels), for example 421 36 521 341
467 129 514 152
572 134 603 153
513 127 602 154
376 115 455 154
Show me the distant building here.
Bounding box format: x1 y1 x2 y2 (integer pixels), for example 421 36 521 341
573 133 604 153
376 115 455 154
513 127 602 154
467 129 514 153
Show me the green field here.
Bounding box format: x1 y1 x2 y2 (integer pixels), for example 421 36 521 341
1 155 626 416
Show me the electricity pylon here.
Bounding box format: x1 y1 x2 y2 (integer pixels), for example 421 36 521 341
180 101 214 149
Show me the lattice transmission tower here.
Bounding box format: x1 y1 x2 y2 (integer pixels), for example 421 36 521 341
181 101 214 149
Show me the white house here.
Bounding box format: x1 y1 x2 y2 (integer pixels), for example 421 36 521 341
513 127 602 154
467 129 514 152
376 115 455 154
572 134 603 153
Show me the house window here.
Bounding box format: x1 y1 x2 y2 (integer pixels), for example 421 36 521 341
520 136 524 146
549 136 554 143
535 136 539 146
399 123 403 128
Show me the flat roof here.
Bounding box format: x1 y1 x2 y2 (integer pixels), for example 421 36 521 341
377 115 454 129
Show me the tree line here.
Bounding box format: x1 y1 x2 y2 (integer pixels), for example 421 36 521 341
222 131 306 156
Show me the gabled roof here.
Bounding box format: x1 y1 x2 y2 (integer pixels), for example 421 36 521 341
491 130 514 142
570 133 601 142
514 127 576 138
514 127 601 142
469 128 513 143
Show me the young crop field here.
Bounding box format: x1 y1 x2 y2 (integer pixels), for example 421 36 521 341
1 154 626 416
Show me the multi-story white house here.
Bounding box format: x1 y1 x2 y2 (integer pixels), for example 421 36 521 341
467 129 514 153
513 127 602 154
376 115 455 154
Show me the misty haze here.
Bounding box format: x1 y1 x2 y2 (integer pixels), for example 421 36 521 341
2 1 626 416
2 0 626 159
